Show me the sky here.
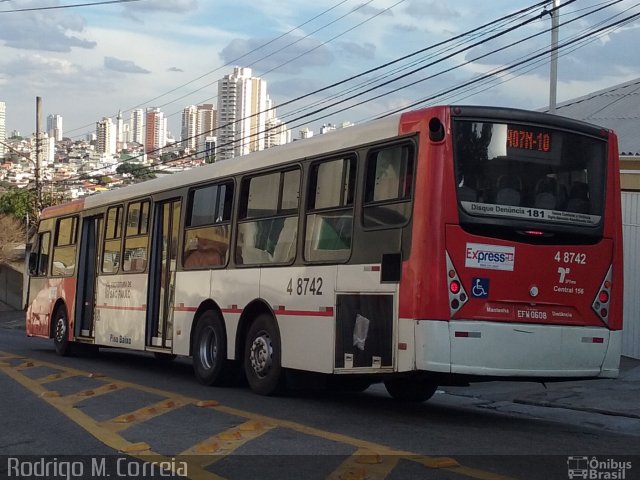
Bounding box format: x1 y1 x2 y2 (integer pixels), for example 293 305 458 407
0 0 639 140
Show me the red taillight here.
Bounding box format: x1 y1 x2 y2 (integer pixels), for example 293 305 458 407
446 252 468 316
592 265 613 325
524 230 545 236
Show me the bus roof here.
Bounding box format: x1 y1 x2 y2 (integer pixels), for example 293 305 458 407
73 113 402 212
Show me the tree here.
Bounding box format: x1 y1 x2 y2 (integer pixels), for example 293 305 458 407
0 188 35 223
116 162 155 181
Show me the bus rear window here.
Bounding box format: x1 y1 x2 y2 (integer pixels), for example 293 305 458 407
453 120 606 228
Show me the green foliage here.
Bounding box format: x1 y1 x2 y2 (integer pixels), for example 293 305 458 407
116 162 155 180
0 188 35 222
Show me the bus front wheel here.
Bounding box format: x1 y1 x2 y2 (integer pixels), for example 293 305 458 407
193 310 231 385
384 377 437 402
244 314 284 396
53 308 72 356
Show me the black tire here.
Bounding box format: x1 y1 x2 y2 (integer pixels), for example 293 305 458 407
244 314 284 396
384 377 438 402
52 307 72 356
192 310 231 385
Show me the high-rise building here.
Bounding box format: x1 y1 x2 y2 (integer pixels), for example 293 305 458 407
216 67 269 161
265 98 290 149
131 109 144 144
116 110 124 145
96 117 116 156
47 114 63 142
145 107 167 155
181 105 198 150
0 102 5 160
197 104 216 155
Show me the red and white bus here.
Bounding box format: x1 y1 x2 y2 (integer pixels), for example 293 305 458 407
26 105 623 401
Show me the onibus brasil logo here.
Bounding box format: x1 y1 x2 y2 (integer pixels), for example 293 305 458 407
567 456 632 479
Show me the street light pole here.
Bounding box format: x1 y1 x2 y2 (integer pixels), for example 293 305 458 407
35 96 43 212
549 0 560 113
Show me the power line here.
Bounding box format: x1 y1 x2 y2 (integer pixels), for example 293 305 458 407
55 0 627 183
150 3 640 174
59 0 553 180
0 0 141 13
62 0 365 137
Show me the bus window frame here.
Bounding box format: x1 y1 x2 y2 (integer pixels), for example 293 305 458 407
235 166 301 267
183 179 235 270
361 140 416 231
102 204 124 275
303 155 357 265
29 230 52 277
51 215 79 277
122 199 151 274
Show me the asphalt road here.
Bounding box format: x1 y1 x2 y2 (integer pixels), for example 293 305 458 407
1 329 638 480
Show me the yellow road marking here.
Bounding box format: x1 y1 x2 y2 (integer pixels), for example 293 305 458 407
102 398 189 433
181 419 275 464
328 449 401 480
37 370 80 384
0 351 517 480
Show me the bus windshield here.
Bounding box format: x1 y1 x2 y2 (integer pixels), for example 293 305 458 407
453 120 607 228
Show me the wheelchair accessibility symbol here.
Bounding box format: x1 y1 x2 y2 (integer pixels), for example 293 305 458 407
471 278 489 298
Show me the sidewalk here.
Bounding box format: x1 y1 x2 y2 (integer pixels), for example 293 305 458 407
442 355 640 420
2 303 639 421
0 301 26 330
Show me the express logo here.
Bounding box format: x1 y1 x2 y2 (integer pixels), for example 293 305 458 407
465 243 515 271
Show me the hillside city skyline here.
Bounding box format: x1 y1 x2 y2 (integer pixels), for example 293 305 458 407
0 66 352 200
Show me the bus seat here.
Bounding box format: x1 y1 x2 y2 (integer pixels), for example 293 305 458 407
534 177 560 210
567 182 590 213
495 174 522 206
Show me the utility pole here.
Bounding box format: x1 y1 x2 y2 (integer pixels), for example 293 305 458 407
35 96 42 213
549 0 560 113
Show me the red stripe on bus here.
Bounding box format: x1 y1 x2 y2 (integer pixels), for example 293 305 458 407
174 306 198 312
273 309 334 317
96 305 147 311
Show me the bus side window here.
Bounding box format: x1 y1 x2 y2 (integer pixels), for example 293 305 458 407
236 168 300 266
363 144 414 228
304 157 355 262
30 231 51 276
183 181 234 269
123 200 150 273
102 206 123 274
52 216 78 276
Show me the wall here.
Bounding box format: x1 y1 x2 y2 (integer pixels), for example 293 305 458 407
0 263 23 310
622 191 640 359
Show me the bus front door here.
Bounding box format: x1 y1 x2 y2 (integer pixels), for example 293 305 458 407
74 215 102 339
146 199 181 351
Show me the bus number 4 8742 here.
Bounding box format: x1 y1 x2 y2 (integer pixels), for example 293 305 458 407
287 277 323 296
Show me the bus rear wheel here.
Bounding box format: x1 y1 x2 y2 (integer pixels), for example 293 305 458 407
193 310 231 386
244 314 284 396
53 307 72 356
384 377 437 402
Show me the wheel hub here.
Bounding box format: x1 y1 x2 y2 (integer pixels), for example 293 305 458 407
55 317 66 343
249 334 272 378
198 326 217 370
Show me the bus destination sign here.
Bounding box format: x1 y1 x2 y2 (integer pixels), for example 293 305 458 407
506 126 551 152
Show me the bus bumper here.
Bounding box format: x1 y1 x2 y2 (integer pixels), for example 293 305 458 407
414 320 621 379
